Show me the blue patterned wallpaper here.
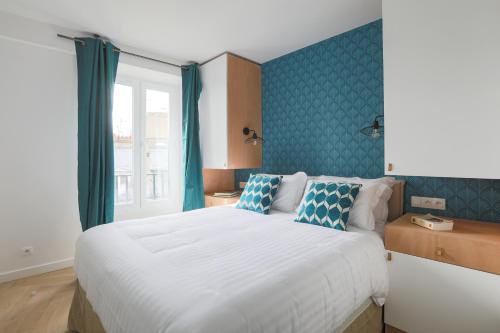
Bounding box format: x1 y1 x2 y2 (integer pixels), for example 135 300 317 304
236 20 500 223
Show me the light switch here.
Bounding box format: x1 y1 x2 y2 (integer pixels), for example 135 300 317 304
411 196 446 210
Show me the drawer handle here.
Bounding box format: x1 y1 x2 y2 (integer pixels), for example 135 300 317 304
436 247 445 256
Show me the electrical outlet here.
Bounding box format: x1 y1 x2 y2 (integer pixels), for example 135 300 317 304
411 196 446 210
22 246 34 255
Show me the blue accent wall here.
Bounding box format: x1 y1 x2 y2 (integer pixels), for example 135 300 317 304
236 19 500 223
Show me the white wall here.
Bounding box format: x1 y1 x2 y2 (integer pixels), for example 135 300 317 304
0 11 181 282
383 0 500 179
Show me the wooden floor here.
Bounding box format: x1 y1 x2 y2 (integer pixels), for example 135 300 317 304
0 268 75 333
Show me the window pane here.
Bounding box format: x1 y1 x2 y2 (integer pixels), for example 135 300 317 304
145 89 169 200
113 84 134 204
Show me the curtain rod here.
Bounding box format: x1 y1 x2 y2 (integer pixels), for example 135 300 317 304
57 34 188 69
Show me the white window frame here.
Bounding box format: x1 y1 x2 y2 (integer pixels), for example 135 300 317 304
113 67 182 220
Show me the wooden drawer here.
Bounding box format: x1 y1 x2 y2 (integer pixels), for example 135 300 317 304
435 224 500 274
205 194 240 208
385 222 440 261
385 214 500 275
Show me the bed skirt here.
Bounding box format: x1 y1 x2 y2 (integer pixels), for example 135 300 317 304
68 281 106 333
68 280 382 333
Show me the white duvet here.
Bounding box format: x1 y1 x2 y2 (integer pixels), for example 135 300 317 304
75 206 388 333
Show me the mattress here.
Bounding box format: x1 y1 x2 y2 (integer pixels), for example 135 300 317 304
74 206 389 333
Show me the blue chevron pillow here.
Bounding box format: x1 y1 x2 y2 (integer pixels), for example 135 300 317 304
295 182 361 231
236 174 282 214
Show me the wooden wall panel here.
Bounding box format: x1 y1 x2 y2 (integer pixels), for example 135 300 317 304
202 169 235 193
227 53 262 169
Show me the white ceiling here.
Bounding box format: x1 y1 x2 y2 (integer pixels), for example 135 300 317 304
0 0 381 64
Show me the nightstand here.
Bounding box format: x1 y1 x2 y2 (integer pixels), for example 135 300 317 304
204 194 240 208
384 213 500 333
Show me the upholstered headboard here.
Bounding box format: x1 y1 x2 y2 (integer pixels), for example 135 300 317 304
387 180 406 222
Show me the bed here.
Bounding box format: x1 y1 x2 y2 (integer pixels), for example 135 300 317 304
68 181 405 333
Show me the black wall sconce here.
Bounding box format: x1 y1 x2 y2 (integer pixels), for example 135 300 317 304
243 127 265 145
360 115 384 139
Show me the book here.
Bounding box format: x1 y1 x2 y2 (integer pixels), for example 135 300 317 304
411 214 454 231
213 191 240 198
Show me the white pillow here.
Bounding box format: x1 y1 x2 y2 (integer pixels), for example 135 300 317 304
314 176 395 230
295 177 320 211
359 177 395 223
262 172 308 212
372 178 397 235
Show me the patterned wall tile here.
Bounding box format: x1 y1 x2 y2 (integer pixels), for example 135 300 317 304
235 20 500 223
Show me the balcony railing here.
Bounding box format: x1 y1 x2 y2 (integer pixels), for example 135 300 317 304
114 170 168 204
147 171 168 200
115 173 132 204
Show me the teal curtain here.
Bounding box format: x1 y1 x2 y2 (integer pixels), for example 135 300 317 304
182 64 205 211
75 38 120 231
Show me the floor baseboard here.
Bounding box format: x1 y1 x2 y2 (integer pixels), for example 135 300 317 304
0 258 74 283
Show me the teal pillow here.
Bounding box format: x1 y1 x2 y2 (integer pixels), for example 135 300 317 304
295 182 361 231
236 174 282 214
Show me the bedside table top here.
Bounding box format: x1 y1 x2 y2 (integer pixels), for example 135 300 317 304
205 193 241 198
385 213 500 275
386 213 500 243
204 193 241 208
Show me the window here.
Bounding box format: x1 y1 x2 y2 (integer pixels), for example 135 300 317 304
113 84 134 204
112 66 181 220
144 88 169 200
